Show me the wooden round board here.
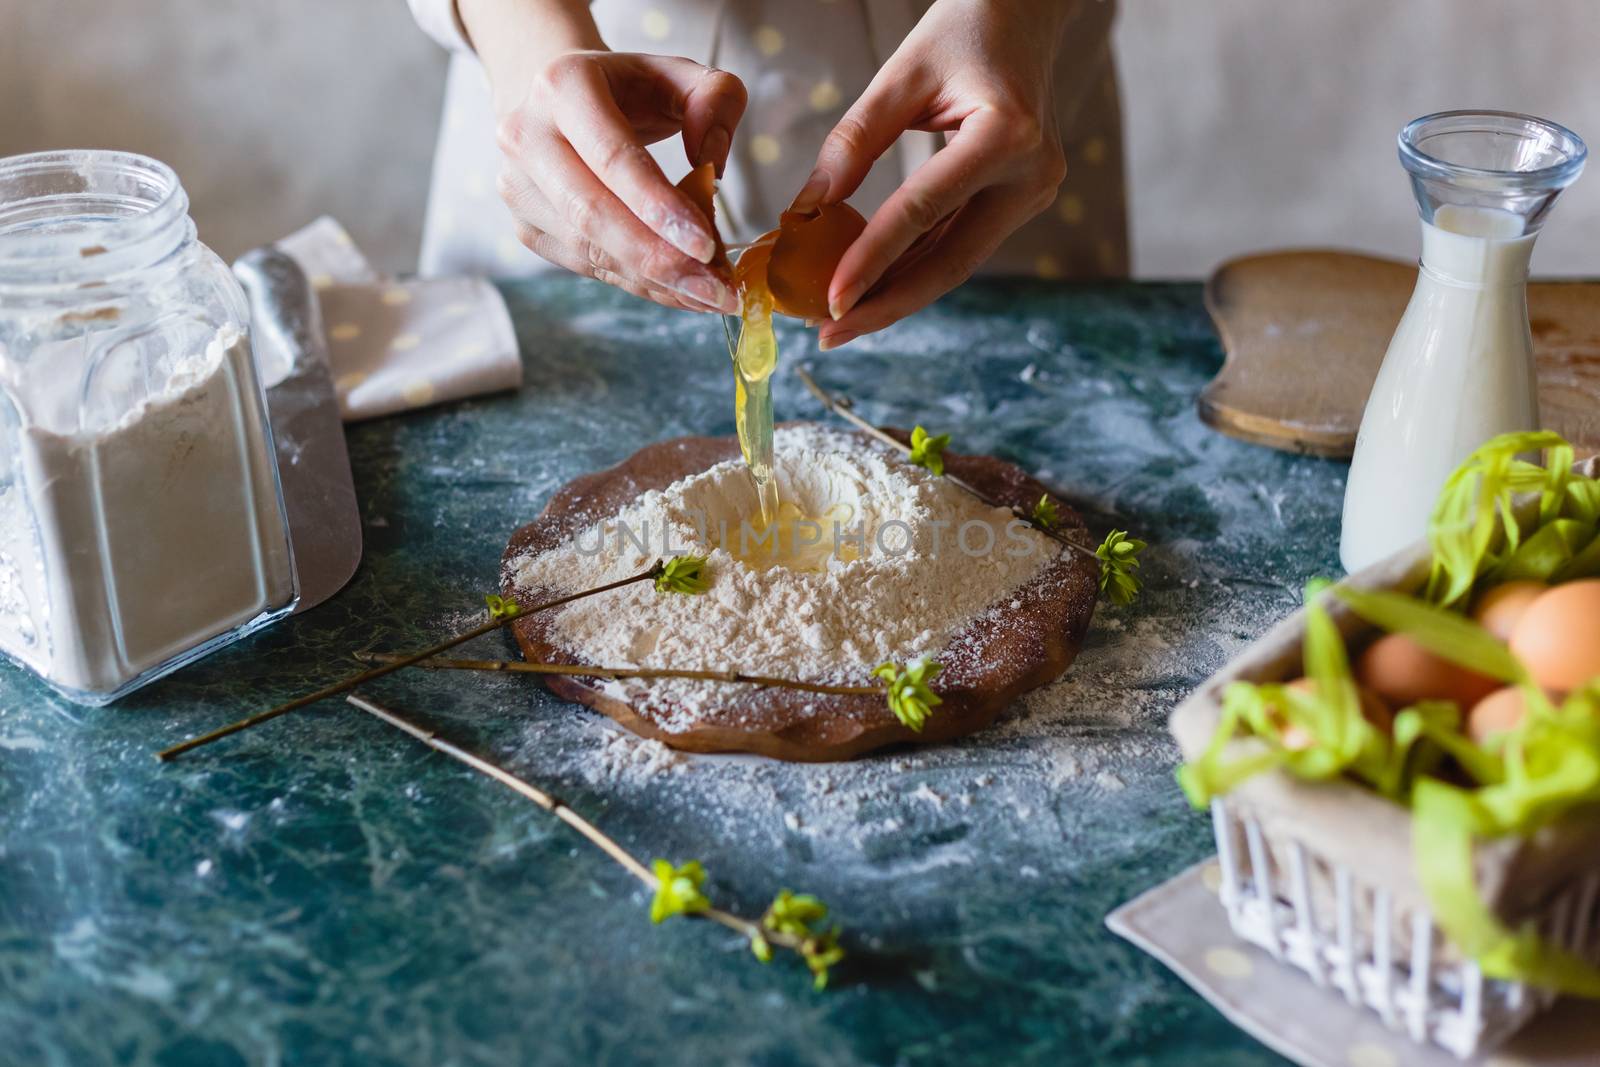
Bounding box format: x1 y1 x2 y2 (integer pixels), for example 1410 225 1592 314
1199 249 1600 459
499 426 1100 761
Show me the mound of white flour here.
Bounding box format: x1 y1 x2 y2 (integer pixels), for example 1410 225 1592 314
505 425 1058 730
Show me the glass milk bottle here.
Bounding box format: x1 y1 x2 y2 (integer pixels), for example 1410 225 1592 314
1340 111 1586 573
0 150 298 704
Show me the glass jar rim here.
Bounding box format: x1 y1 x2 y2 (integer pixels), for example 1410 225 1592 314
0 149 191 288
1399 110 1587 192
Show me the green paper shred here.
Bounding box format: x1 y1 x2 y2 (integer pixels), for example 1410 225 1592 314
1414 779 1600 996
1329 585 1530 686
1557 532 1600 582
1176 586 1388 807
1496 518 1596 583
1426 431 1595 605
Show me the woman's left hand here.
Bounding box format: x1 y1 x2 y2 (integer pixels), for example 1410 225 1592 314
789 0 1071 350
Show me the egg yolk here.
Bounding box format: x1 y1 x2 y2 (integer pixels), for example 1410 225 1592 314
674 165 865 529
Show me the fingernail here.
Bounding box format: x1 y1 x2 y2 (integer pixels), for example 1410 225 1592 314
674 293 720 314
700 126 732 176
664 217 717 264
677 274 738 314
789 169 830 213
828 283 863 322
818 329 858 352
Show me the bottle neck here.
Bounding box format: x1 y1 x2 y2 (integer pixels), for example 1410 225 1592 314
0 151 193 295
1418 207 1537 288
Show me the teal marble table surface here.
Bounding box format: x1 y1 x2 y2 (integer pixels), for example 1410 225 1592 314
0 277 1348 1067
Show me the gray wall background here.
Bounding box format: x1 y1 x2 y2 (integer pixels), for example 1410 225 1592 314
6 1 1598 278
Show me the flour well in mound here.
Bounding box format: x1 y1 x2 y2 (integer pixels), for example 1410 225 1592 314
505 425 1059 730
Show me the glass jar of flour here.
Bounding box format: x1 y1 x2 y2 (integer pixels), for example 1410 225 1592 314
0 150 298 704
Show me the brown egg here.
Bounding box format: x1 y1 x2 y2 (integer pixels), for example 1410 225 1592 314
1467 687 1531 745
1355 633 1500 710
1508 579 1600 694
734 227 778 297
1275 677 1393 750
674 163 731 278
1472 580 1548 642
767 202 867 320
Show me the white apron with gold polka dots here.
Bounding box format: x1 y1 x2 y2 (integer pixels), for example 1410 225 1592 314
408 0 1126 281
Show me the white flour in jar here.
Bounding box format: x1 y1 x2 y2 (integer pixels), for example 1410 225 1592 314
0 326 296 696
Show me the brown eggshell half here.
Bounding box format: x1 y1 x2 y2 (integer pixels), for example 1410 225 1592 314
674 162 731 279
767 203 867 320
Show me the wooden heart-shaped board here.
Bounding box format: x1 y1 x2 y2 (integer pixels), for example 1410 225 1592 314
499 426 1100 761
1199 250 1600 459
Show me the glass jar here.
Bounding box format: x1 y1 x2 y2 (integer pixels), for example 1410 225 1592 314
0 150 298 704
1340 111 1587 573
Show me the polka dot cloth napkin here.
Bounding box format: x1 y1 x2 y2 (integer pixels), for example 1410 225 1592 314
276 217 522 422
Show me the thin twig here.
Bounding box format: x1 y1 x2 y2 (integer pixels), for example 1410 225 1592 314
794 364 1098 562
344 694 808 952
155 563 666 762
350 651 882 697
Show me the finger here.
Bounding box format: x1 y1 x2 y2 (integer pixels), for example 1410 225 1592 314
672 64 746 176
506 145 738 313
597 54 746 173
500 167 726 313
789 62 927 213
826 109 1016 320
817 188 1026 347
545 55 737 262
517 223 711 313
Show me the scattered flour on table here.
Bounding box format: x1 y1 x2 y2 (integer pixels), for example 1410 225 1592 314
497 414 1296 875
511 594 1271 875
589 730 686 789
505 424 1055 732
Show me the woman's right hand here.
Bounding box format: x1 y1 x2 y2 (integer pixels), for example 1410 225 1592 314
460 0 745 313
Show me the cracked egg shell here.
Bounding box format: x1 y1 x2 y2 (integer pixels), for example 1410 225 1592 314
734 227 778 296
674 162 731 278
767 203 867 320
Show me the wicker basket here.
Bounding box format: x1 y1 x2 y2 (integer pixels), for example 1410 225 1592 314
1170 503 1600 1060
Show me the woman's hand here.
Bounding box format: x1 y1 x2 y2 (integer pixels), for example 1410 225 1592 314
459 0 746 313
790 0 1071 348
